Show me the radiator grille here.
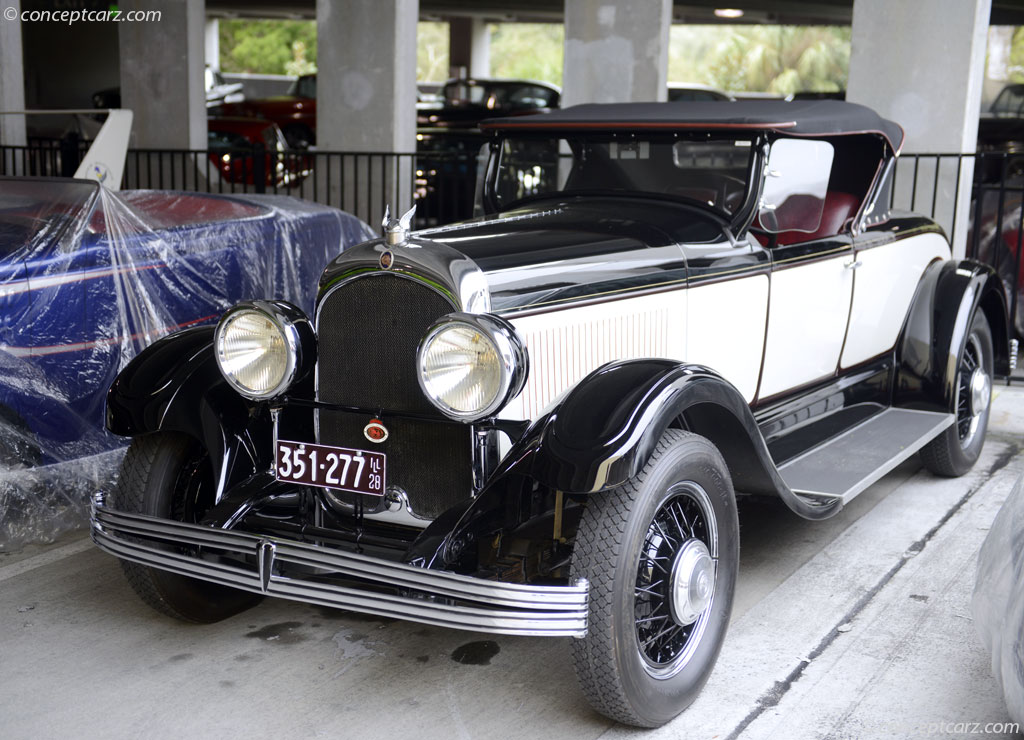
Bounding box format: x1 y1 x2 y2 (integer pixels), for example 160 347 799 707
316 273 473 518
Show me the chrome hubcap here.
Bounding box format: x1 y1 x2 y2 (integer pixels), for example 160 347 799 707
669 539 714 626
968 367 990 419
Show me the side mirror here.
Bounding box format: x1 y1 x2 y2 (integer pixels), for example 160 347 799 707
758 139 834 233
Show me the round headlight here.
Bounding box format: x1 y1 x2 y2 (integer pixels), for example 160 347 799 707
417 313 528 421
215 301 309 400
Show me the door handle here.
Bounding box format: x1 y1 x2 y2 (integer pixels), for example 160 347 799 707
844 259 862 270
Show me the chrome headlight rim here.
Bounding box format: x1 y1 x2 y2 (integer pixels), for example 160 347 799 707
214 300 310 401
416 312 528 422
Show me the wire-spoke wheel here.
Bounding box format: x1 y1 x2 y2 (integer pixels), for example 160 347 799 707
920 310 994 477
571 430 738 727
634 482 718 679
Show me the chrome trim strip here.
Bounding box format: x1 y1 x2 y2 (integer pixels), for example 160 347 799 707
91 498 588 638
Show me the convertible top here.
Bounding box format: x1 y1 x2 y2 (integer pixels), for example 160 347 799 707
481 100 905 153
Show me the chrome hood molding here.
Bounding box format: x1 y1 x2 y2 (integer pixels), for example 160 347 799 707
318 235 492 314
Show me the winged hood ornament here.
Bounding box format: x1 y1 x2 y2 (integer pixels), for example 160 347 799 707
382 204 417 247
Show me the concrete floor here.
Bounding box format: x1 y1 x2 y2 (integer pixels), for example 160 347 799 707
2 389 1024 740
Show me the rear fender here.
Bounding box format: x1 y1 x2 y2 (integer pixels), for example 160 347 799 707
895 260 1010 412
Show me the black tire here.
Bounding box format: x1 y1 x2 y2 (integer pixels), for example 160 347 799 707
920 310 994 477
113 432 261 623
570 430 739 727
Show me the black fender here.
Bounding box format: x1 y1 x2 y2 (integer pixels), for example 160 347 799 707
895 259 1010 413
106 326 271 496
407 359 840 568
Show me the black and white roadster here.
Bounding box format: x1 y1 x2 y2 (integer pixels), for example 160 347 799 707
91 101 1013 727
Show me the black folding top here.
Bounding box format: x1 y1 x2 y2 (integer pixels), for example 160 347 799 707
481 100 905 152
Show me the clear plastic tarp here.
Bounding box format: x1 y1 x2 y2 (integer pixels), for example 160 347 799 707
0 179 375 551
973 472 1024 725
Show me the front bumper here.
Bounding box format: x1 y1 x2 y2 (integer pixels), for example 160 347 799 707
91 493 588 637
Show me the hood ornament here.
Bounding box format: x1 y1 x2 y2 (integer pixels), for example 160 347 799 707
382 204 417 247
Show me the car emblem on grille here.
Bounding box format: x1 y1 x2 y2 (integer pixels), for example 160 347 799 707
379 250 394 269
364 419 389 443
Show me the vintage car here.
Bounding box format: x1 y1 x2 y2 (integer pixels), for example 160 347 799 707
91 101 1013 727
207 116 311 187
0 178 372 467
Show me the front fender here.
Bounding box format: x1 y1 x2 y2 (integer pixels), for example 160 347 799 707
407 359 839 568
895 259 1009 412
106 326 270 495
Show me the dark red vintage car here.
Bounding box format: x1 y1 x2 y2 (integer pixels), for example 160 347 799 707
207 116 310 187
218 75 317 149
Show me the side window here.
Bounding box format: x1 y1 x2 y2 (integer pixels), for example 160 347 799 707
758 139 834 235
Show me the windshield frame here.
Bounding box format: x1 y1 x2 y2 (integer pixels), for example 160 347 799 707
482 131 764 229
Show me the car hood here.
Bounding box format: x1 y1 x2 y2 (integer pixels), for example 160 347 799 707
246 97 309 113
418 197 724 272
417 198 725 312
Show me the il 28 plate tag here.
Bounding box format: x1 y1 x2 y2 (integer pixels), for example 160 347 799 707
275 439 386 496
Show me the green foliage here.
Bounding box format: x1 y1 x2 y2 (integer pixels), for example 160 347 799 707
489 24 564 86
418 22 449 82
1009 27 1024 82
669 25 850 94
219 19 317 76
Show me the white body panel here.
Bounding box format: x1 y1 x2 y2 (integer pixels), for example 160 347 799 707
759 256 854 399
502 291 686 421
841 232 950 368
685 275 769 402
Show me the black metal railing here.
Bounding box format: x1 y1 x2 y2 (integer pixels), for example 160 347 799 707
1 139 1022 369
892 152 1024 378
0 139 481 229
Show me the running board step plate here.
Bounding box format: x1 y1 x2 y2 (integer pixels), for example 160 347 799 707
777 408 954 504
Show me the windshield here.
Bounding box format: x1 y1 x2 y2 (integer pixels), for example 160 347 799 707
489 134 755 214
991 85 1024 117
0 179 98 257
290 75 317 99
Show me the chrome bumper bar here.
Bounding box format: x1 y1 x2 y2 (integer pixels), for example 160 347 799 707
91 494 588 637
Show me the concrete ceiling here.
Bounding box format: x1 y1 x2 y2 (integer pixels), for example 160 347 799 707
206 0 1024 26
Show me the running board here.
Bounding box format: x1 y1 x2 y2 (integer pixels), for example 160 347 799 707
777 408 954 505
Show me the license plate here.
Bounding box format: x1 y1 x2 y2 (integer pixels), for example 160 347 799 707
275 439 386 496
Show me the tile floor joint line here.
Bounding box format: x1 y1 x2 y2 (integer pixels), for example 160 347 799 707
0 535 93 583
722 444 1020 740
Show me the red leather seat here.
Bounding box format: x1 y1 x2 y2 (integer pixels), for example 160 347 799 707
775 191 859 246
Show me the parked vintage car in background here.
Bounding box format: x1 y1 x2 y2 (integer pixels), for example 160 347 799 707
92 67 245 111
967 175 1024 338
207 116 311 187
92 101 1011 727
0 178 372 467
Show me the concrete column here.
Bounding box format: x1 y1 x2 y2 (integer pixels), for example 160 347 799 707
119 0 206 151
847 0 991 258
0 0 26 147
316 0 418 224
449 17 490 79
562 0 671 107
205 17 219 70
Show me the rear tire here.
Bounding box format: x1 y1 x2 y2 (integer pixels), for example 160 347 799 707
113 432 261 623
919 310 994 477
570 430 739 727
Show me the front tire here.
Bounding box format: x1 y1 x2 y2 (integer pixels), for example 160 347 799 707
113 432 262 623
570 430 739 727
919 310 994 477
